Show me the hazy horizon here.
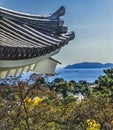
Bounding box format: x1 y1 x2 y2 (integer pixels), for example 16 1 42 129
1 0 113 66
60 61 113 68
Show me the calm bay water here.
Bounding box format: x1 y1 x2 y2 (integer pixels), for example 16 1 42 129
49 68 106 83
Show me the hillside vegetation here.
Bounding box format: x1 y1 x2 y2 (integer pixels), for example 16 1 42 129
0 69 113 130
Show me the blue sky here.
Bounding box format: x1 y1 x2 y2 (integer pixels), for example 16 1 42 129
1 0 113 66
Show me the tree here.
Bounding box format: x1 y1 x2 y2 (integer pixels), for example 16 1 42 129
94 68 113 99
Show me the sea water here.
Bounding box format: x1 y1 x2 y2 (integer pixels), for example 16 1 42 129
49 68 106 83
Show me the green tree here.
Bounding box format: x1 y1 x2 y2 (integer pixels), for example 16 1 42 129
94 68 113 99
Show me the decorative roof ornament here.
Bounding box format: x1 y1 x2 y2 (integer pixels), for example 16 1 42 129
0 6 75 78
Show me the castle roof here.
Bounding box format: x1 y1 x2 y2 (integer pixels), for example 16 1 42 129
0 6 75 60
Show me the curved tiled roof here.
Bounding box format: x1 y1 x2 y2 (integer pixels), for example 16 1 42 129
0 6 75 60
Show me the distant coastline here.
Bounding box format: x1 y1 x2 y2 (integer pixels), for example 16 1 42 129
64 62 113 69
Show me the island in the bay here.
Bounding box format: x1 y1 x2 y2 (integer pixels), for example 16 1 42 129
64 62 113 69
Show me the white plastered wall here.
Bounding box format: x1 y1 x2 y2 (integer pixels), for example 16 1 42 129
34 58 58 74
0 58 60 78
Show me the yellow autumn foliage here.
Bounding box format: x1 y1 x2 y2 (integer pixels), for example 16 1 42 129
86 119 100 130
24 96 43 111
111 120 113 125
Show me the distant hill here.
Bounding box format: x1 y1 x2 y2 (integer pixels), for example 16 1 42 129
64 62 113 69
